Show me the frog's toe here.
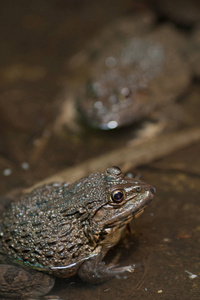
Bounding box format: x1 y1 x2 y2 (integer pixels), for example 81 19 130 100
78 255 142 284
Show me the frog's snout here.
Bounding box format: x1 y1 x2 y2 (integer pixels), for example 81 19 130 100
144 185 156 205
144 185 156 196
150 186 156 196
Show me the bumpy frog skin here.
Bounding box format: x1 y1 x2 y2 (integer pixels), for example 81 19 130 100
0 167 155 298
66 13 199 130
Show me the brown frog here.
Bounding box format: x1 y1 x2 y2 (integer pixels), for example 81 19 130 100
0 167 155 298
57 12 199 131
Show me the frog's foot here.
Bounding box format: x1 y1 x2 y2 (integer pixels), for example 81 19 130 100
78 254 140 284
0 264 55 298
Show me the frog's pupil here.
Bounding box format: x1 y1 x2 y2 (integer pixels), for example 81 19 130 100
111 190 124 202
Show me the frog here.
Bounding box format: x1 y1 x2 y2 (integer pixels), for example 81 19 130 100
56 11 200 131
0 167 156 298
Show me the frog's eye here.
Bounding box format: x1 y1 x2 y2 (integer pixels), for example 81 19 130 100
111 189 125 203
135 186 142 193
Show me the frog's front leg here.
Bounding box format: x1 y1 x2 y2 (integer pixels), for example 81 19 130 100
0 264 55 298
78 252 136 284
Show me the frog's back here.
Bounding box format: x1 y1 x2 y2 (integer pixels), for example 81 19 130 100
0 173 106 277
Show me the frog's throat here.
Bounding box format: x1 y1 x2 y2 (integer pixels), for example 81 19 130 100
95 208 145 249
89 204 147 246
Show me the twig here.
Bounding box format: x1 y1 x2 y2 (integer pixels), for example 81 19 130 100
25 127 200 192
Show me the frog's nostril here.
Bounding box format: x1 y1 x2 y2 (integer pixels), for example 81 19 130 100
150 187 156 195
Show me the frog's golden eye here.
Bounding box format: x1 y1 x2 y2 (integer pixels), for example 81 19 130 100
111 189 125 203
